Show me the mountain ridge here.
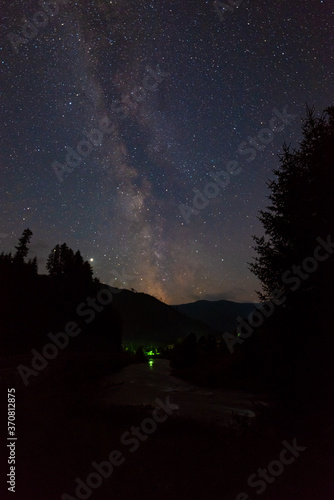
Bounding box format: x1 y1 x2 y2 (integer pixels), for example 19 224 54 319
173 299 258 334
105 286 221 347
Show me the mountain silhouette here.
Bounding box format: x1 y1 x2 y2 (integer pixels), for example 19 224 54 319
174 299 257 334
106 287 219 347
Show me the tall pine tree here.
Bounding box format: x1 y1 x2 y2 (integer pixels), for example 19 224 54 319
46 243 94 289
13 228 33 264
249 106 334 311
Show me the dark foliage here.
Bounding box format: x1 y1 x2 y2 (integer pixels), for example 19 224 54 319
247 106 334 402
249 105 334 309
0 230 122 356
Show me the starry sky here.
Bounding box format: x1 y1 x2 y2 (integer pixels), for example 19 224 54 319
0 0 333 304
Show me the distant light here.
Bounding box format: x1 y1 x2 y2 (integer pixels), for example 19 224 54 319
90 258 94 262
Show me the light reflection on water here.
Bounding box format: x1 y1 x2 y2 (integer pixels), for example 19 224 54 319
106 359 264 425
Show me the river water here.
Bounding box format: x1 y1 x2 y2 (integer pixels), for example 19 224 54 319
103 359 269 426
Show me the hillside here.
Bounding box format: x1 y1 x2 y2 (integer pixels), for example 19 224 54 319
174 299 257 334
107 287 219 347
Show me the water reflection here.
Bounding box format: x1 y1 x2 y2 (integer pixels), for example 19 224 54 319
106 359 263 426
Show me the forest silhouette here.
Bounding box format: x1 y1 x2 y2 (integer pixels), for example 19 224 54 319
0 231 122 358
1 106 333 406
1 106 334 500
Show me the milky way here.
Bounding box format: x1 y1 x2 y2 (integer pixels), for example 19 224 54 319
1 0 333 303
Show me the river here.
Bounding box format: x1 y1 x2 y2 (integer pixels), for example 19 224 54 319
102 358 270 426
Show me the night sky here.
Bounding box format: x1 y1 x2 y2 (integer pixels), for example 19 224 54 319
0 0 333 304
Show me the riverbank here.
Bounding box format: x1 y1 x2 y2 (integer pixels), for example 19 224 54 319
3 357 333 499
